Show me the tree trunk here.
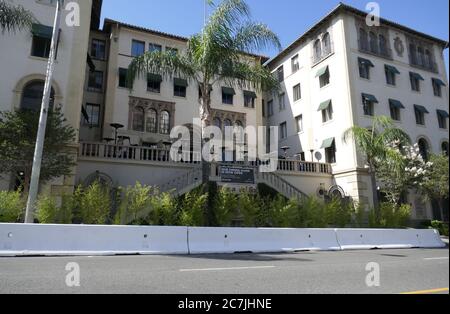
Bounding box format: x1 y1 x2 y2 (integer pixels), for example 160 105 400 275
200 88 212 184
369 166 380 217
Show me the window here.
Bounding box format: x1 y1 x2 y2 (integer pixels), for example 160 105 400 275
319 67 330 88
293 84 301 101
88 71 104 91
280 122 287 140
313 39 322 62
319 100 333 123
149 43 162 53
409 44 418 64
262 100 265 117
31 35 51 58
410 72 423 92
359 28 369 51
91 39 106 60
295 115 303 133
132 106 145 132
385 65 399 86
118 68 129 88
83 103 100 127
389 99 404 121
222 87 235 105
432 78 446 97
147 73 162 93
358 57 373 79
166 47 178 55
213 117 222 130
418 138 430 161
21 81 55 111
131 40 145 57
174 78 188 97
244 91 256 108
146 109 157 133
361 94 378 117
379 35 387 56
322 138 336 164
322 33 331 55
160 111 170 134
414 105 428 125
277 66 284 82
278 93 286 111
369 32 378 54
291 55 299 73
267 100 274 117
418 47 425 66
437 110 449 129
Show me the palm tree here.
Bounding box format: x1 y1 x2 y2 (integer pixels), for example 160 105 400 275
0 0 35 34
343 116 410 211
127 0 281 182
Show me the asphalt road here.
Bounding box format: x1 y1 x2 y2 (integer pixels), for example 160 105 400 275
0 248 448 294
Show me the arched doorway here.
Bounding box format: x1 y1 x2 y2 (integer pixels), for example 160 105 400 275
20 80 55 111
418 138 430 161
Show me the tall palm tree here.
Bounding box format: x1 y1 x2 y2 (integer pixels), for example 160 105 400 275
0 0 35 34
127 0 281 181
343 116 411 211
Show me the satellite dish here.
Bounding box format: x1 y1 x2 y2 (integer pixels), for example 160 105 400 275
314 152 322 161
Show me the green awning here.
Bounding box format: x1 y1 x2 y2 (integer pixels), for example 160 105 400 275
31 24 53 39
358 57 374 67
147 73 162 82
362 93 379 103
437 110 449 118
385 64 400 75
389 99 405 109
432 78 447 87
321 138 335 149
317 99 332 111
410 72 424 81
414 105 429 114
315 65 329 78
222 87 236 95
174 78 188 87
244 90 257 98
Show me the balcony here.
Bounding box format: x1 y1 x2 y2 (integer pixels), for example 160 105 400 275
358 40 393 60
409 56 438 73
79 142 333 176
311 42 335 65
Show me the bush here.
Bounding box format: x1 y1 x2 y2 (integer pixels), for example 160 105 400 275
0 190 25 222
115 182 153 225
179 187 208 226
36 195 59 224
430 220 449 236
368 202 411 228
149 192 178 226
214 187 238 227
79 181 111 225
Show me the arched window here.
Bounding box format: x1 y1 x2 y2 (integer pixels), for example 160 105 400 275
417 47 425 66
442 142 449 156
425 49 432 69
359 28 368 51
132 106 145 132
213 117 222 130
418 138 430 161
322 32 331 55
379 34 387 55
21 80 55 111
223 119 232 129
369 32 378 54
313 39 322 61
145 109 157 133
160 111 170 134
409 44 418 64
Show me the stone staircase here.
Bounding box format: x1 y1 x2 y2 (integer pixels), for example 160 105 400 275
255 171 307 201
158 167 203 196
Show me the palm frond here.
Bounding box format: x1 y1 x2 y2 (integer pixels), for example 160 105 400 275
233 22 282 53
0 1 35 34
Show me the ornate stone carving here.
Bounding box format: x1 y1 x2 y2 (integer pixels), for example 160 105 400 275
394 36 404 57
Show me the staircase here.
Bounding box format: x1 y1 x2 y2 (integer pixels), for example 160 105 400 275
255 171 307 201
158 167 203 196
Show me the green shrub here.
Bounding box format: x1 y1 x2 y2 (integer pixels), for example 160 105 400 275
79 181 111 225
214 187 238 227
368 202 411 228
430 220 449 236
149 192 178 226
239 190 260 227
179 187 208 226
115 182 153 225
0 190 25 222
36 195 59 224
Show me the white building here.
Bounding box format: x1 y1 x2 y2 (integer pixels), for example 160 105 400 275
264 3 449 221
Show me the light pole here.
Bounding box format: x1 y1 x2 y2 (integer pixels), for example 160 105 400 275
24 0 63 223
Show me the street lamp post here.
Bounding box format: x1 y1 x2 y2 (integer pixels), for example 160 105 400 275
24 0 63 223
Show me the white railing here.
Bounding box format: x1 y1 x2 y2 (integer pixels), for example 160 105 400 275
256 171 307 201
277 160 332 174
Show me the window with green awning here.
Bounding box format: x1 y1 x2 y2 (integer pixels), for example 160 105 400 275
243 90 257 98
317 99 332 111
414 104 429 114
321 137 335 149
389 99 405 109
222 87 236 95
147 73 162 82
362 93 378 103
385 64 400 75
315 65 329 78
437 109 449 118
358 57 374 67
31 24 53 39
432 78 447 87
410 72 424 81
174 78 188 87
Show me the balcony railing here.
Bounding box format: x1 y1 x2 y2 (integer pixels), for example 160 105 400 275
79 142 333 175
357 40 393 59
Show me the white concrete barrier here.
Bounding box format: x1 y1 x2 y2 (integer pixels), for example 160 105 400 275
0 223 189 256
187 227 341 254
335 228 446 250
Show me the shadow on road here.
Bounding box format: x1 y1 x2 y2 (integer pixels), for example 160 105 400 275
175 252 315 262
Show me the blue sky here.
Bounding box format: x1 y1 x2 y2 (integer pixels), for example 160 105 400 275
101 0 449 73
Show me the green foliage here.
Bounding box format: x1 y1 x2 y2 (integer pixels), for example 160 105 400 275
79 181 111 225
149 192 178 226
115 182 153 225
214 187 238 227
179 187 208 226
36 195 59 224
368 202 411 228
0 190 25 222
420 154 449 204
430 220 449 236
238 190 260 227
0 109 76 193
0 0 36 34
